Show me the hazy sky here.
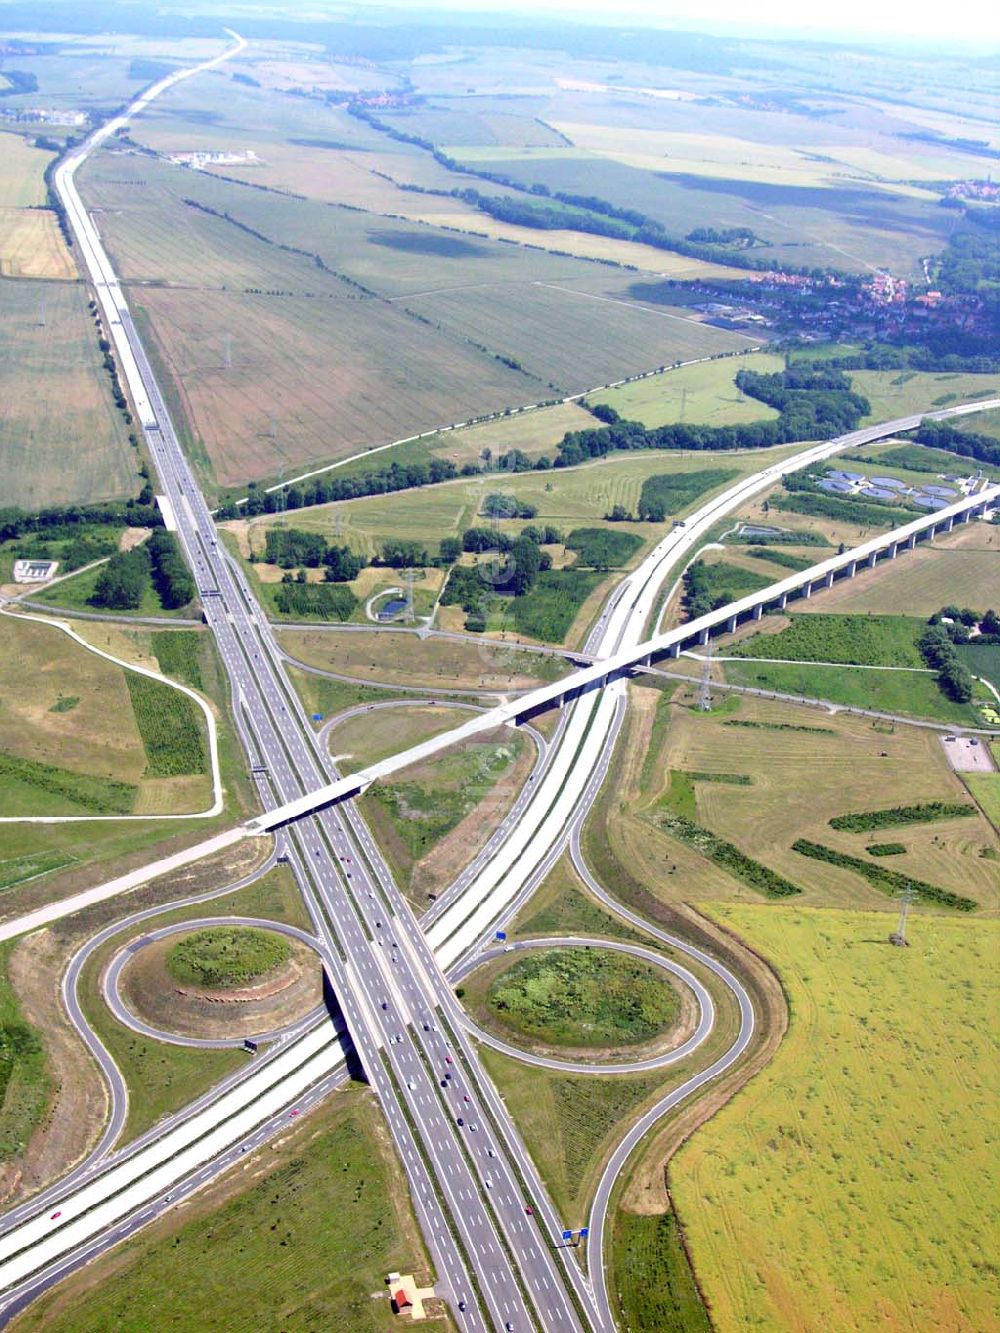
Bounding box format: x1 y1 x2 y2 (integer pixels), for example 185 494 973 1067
384 0 1000 46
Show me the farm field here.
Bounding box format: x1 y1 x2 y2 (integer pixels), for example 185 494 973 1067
672 906 999 1333
75 138 752 491
0 131 54 208
403 282 754 392
0 210 75 280
589 352 783 428
132 284 528 490
591 685 998 915
13 1087 441 1333
0 279 137 509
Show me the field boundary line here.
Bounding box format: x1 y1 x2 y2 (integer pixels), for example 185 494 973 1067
0 606 223 822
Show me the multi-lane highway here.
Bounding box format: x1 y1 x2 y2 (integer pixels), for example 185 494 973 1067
3 25 998 1333
43 32 597 1333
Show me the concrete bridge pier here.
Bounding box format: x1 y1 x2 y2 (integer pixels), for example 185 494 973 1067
846 560 857 577
726 614 738 634
752 603 763 620
777 592 788 610
888 541 898 558
698 628 710 645
824 569 835 588
906 532 917 549
867 550 878 567
802 582 812 599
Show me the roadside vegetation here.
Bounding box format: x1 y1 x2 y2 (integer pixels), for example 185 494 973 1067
125 674 206 777
0 941 49 1167
165 927 291 989
483 947 680 1049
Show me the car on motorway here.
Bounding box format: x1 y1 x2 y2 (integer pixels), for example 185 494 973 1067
49 1211 62 1221
289 1108 300 1117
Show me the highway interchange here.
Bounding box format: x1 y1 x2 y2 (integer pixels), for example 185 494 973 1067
1 30 998 1332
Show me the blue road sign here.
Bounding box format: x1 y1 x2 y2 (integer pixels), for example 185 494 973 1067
579 1227 589 1238
312 713 324 721
561 1230 572 1241
496 930 507 941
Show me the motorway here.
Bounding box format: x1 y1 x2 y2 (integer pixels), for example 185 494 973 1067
41 32 596 1333
2 26 998 1333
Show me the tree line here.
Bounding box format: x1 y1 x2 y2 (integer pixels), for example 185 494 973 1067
90 531 194 611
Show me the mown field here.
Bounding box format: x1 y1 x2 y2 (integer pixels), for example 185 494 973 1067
852 370 1000 423
590 352 783 429
0 280 137 509
593 685 998 915
721 656 979 726
278 628 565 693
792 531 1000 619
0 209 75 280
0 614 212 824
231 446 805 561
672 906 999 1333
14 1087 441 1333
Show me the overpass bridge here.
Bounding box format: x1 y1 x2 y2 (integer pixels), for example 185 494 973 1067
247 480 998 834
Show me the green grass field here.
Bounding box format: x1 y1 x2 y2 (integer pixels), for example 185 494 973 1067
730 613 927 667
0 280 137 509
672 906 999 1333
230 446 805 568
483 947 679 1048
590 352 783 428
14 1088 438 1333
165 926 290 989
721 657 977 725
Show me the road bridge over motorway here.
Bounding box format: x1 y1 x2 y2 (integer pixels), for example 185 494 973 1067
249 480 998 834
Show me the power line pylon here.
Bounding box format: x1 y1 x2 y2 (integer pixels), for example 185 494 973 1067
696 643 713 712
889 883 916 947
